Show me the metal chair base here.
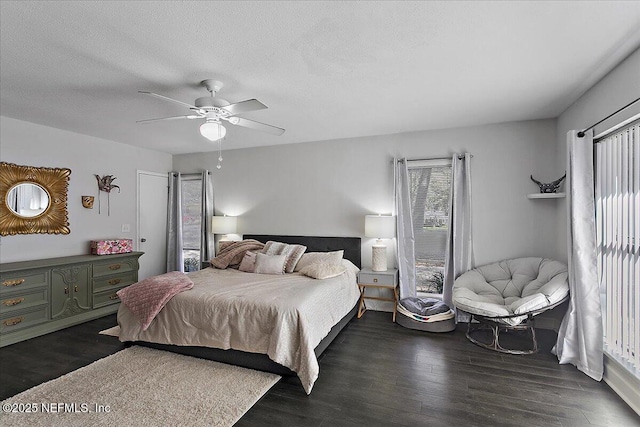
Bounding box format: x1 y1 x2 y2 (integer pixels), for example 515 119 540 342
466 314 538 355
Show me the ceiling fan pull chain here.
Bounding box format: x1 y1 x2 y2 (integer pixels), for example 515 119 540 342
217 139 223 169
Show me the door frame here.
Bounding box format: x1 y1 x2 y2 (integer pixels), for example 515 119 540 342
136 170 168 252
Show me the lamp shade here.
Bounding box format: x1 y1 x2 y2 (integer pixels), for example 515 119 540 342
211 215 237 234
364 215 395 239
200 120 227 141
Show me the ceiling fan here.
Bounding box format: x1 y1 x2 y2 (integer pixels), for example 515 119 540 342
137 79 285 141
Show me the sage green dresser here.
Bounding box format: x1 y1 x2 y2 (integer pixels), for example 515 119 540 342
0 252 143 347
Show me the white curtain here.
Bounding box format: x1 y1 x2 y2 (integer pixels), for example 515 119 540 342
554 130 603 381
166 172 184 272
443 153 473 312
199 170 215 265
394 158 417 299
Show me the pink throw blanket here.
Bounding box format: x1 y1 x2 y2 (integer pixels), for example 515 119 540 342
117 271 194 331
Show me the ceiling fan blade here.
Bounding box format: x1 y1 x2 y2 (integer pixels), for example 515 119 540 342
228 117 285 135
138 91 197 110
221 99 268 116
136 115 201 124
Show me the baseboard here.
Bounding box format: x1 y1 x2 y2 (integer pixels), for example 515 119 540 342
603 353 640 416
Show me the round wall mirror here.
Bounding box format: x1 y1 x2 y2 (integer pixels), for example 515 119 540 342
6 182 50 218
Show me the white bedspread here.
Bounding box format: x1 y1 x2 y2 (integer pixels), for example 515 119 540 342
117 267 359 394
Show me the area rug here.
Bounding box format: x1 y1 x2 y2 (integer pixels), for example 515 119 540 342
0 346 280 427
98 325 120 337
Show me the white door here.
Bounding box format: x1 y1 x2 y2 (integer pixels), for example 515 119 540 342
137 171 168 280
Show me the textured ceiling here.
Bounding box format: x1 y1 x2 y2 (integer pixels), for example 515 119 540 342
1 1 640 154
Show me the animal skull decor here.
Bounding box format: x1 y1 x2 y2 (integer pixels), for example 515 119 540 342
530 173 566 193
95 174 121 215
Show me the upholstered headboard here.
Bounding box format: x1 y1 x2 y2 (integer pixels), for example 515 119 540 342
243 235 362 269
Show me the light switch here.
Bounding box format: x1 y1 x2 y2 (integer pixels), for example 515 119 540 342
121 224 131 233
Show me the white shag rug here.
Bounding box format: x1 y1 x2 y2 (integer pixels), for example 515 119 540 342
98 325 120 337
0 346 280 427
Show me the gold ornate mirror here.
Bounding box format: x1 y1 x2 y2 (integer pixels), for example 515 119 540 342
0 162 71 236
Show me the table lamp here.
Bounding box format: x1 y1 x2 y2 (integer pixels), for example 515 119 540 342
212 215 237 241
364 214 395 271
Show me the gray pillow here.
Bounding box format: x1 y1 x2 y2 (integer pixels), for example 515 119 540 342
238 251 257 273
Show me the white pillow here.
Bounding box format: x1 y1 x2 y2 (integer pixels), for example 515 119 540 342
254 253 287 275
262 241 307 273
299 262 347 280
294 250 344 272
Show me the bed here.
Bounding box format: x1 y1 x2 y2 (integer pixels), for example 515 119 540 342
117 235 361 394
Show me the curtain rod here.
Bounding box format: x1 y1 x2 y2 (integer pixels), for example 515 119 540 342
577 96 640 138
396 154 473 163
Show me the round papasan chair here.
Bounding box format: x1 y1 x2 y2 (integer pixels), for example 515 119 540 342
452 257 569 354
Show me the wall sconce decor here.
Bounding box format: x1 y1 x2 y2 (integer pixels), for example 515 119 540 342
364 214 396 271
530 172 566 193
95 174 120 215
82 196 95 209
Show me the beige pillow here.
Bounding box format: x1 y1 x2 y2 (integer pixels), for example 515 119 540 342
299 262 347 280
262 241 307 273
262 241 285 255
254 253 287 275
283 245 306 273
294 250 344 272
238 251 257 273
341 259 360 275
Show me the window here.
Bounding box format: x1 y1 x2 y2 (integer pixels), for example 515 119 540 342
181 177 202 272
408 159 452 294
595 119 639 379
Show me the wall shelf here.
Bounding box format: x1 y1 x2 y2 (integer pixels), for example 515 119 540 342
527 193 566 199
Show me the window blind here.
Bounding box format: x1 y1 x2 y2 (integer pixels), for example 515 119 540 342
595 119 640 378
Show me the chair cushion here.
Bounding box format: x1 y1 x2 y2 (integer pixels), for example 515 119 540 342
452 257 569 326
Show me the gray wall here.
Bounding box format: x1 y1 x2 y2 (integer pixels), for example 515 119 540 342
0 116 173 263
174 119 560 269
555 47 640 262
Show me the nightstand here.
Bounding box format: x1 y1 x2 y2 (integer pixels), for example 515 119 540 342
357 268 399 322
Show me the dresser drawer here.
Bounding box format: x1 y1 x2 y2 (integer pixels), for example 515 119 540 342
93 289 123 309
358 272 396 286
0 287 48 314
93 258 136 278
0 252 142 347
0 305 48 334
93 272 137 294
0 271 49 295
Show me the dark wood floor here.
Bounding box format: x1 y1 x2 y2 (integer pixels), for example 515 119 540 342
2 313 638 426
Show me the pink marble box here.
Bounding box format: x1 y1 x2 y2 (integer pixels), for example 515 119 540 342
91 239 133 255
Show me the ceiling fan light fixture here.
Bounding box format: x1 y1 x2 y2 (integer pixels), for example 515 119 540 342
200 120 226 141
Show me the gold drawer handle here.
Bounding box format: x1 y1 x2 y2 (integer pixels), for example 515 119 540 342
2 278 25 287
109 294 119 300
108 278 121 285
3 316 23 327
109 264 122 271
2 297 24 307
